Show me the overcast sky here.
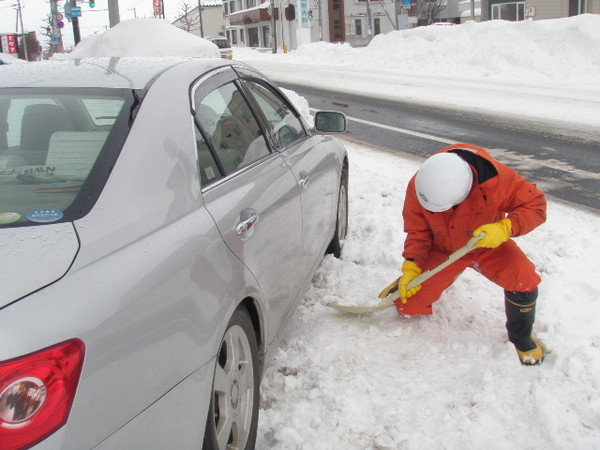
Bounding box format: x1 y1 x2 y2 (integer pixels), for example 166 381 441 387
0 0 184 49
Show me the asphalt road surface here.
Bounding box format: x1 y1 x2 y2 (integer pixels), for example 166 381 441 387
279 82 600 214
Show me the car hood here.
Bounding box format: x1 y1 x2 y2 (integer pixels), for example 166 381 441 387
0 223 79 308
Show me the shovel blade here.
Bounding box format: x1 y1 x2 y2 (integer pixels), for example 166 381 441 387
326 296 396 313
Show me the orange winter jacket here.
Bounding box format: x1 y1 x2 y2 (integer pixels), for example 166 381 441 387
402 143 547 268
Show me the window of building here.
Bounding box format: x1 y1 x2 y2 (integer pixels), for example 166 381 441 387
569 0 587 16
374 17 381 35
248 27 259 47
231 29 238 44
262 26 270 48
355 19 363 36
491 2 525 21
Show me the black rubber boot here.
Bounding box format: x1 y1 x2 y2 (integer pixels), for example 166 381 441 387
504 288 538 351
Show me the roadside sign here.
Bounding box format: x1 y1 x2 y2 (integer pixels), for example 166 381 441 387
71 6 82 17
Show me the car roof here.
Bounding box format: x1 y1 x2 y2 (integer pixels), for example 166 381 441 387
0 57 234 90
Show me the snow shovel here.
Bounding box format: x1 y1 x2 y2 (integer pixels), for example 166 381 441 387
326 233 485 314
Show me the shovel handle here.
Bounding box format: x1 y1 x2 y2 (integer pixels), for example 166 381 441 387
391 233 485 300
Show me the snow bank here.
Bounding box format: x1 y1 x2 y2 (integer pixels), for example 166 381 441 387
237 14 600 82
58 19 220 59
257 140 600 450
0 53 27 64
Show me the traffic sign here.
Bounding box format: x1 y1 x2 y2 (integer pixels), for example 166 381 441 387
71 6 82 17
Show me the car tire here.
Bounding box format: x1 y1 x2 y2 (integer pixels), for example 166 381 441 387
327 165 349 258
202 307 259 450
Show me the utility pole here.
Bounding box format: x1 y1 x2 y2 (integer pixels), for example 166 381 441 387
317 0 323 41
70 0 81 45
108 0 120 27
197 0 205 37
16 0 29 60
49 0 65 54
470 0 475 21
366 0 372 42
270 0 277 53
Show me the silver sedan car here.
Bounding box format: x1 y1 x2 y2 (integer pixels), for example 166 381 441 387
0 57 348 450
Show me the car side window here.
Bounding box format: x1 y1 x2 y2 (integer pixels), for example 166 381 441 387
195 125 223 187
244 81 306 149
195 82 270 176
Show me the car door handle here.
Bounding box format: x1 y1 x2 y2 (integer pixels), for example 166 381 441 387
236 210 259 237
298 172 310 191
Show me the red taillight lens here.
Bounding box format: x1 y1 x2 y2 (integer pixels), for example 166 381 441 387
0 339 85 450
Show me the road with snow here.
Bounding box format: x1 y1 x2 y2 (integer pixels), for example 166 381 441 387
276 79 600 212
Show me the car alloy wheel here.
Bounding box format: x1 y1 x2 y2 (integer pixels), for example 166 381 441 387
203 308 259 450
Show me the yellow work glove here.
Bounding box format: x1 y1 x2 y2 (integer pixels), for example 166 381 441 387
379 260 423 304
473 218 512 248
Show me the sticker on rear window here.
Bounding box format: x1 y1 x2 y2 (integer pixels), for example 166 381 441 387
27 209 64 223
0 212 21 224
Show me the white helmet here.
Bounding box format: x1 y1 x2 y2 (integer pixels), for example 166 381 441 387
415 153 473 212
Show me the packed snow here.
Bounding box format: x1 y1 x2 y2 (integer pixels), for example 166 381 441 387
236 14 600 133
55 19 220 59
62 15 600 449
235 16 600 450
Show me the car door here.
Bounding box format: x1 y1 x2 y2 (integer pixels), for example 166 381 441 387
191 68 305 344
241 79 336 275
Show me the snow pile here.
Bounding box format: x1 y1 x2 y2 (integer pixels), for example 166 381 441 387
257 140 600 450
237 14 600 82
58 19 220 59
0 53 27 64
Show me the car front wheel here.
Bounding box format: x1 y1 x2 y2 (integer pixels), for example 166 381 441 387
328 165 349 258
203 307 259 450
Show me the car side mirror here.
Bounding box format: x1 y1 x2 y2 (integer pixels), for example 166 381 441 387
314 111 347 133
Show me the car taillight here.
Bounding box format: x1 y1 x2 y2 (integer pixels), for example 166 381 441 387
0 339 85 450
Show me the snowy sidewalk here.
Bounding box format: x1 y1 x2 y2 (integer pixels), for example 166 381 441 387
257 139 600 450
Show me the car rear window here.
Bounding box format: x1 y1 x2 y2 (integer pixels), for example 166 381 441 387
0 87 134 228
211 39 231 49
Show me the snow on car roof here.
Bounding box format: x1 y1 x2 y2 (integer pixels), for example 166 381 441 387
0 57 232 89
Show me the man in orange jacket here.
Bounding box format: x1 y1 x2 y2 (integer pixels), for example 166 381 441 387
380 143 547 365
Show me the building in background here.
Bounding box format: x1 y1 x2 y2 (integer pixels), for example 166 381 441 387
172 0 226 38
0 32 40 61
174 0 599 51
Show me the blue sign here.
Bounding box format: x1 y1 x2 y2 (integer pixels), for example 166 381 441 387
71 6 82 17
402 0 411 5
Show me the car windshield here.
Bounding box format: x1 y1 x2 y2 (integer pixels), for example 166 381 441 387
0 87 134 228
211 39 230 49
